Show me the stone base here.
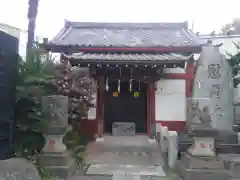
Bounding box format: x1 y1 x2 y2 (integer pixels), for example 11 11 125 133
176 153 231 180
181 153 224 169
223 154 240 178
37 152 78 179
176 161 231 180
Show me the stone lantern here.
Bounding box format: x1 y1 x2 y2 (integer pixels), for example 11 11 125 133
176 99 231 180
37 95 75 179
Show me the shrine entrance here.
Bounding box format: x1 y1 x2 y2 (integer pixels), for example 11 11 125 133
104 79 147 134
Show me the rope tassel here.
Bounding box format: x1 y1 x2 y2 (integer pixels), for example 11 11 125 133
118 79 120 93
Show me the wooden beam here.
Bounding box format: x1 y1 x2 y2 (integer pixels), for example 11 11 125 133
97 76 105 137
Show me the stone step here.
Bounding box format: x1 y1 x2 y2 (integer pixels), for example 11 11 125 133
85 151 163 166
90 146 159 153
88 151 151 157
68 175 173 180
66 163 172 180
86 164 166 176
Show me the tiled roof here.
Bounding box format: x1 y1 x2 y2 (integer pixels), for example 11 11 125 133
50 20 202 48
63 52 193 62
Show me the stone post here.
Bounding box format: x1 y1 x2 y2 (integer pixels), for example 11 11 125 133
167 131 178 168
160 126 168 153
37 95 75 179
156 123 161 142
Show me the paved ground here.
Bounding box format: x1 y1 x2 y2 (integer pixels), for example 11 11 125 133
66 135 181 180
85 135 164 166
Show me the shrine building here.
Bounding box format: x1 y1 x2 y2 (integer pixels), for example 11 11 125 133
43 20 202 138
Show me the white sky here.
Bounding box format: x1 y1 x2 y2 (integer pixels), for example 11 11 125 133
0 0 240 38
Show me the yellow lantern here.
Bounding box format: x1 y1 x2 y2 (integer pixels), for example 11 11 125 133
113 91 119 97
133 91 139 97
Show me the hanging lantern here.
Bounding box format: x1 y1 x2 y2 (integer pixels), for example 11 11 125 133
129 79 132 92
105 78 109 91
118 79 120 93
113 91 119 97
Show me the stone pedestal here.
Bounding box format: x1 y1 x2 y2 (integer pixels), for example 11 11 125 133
177 152 231 180
188 137 215 156
37 95 76 179
176 129 231 180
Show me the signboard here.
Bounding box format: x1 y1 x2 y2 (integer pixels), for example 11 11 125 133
0 30 19 159
112 122 135 136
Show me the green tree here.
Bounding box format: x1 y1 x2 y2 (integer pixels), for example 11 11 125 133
221 18 240 34
228 42 240 87
27 0 39 58
14 44 57 159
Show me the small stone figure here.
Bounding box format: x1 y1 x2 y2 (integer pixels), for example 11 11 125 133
187 100 212 130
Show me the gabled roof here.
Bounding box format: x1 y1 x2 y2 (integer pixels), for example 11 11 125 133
62 52 193 67
63 52 193 62
49 20 202 49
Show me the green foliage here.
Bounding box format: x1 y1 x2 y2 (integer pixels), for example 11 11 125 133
228 41 240 87
14 46 57 160
14 46 89 178
13 44 92 179
221 18 240 34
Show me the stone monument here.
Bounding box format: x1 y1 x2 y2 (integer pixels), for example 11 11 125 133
176 99 231 180
37 95 75 179
192 45 234 130
0 30 19 159
0 158 41 180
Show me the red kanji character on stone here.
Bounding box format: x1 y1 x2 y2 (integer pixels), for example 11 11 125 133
200 143 206 148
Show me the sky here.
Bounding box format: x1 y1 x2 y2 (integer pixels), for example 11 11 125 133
0 0 240 38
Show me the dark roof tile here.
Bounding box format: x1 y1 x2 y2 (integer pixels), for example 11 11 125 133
64 52 193 62
50 20 202 48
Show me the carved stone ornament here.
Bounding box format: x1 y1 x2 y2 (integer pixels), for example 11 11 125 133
187 100 212 130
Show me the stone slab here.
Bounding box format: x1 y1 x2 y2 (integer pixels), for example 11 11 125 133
217 144 240 154
181 153 224 169
86 164 166 176
43 160 77 179
187 128 218 137
176 161 231 180
216 131 238 144
37 152 69 166
112 174 140 180
38 154 77 179
222 155 240 177
70 175 172 180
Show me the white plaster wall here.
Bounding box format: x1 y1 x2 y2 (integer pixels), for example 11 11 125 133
155 79 186 121
88 80 97 120
163 67 185 74
0 23 20 39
